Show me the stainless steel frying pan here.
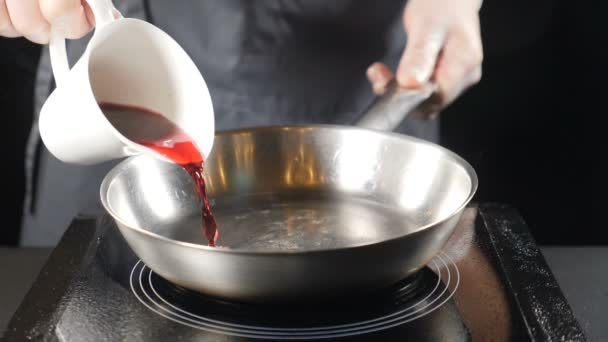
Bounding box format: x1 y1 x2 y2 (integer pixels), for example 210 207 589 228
100 81 477 303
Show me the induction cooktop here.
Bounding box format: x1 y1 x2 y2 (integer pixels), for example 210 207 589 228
2 204 586 341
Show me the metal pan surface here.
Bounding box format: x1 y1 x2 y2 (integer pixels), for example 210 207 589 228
100 82 477 302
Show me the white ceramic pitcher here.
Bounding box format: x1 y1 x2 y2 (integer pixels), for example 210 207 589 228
38 0 215 165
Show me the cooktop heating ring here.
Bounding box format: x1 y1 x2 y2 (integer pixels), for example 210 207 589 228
129 252 460 340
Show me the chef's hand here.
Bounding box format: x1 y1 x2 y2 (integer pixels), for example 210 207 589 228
367 0 483 118
0 0 120 44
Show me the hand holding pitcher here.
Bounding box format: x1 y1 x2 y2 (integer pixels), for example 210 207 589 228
0 0 120 43
2 0 215 165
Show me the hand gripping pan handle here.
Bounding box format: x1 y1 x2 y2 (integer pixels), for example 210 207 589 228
354 80 437 132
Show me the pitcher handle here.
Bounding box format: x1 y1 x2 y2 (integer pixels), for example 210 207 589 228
49 0 117 87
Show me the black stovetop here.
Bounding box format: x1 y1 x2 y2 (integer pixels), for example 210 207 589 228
2 204 586 341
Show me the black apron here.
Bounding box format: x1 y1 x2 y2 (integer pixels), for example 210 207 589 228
20 0 438 246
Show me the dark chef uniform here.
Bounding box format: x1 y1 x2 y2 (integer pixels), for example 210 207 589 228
19 0 439 246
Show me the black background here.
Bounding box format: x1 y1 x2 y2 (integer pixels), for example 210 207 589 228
1 0 606 246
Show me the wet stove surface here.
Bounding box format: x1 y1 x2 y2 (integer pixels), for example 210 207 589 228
2 204 586 341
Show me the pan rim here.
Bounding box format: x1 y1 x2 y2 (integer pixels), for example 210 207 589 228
99 124 478 256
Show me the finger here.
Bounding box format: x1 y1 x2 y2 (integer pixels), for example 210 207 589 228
0 0 19 37
5 0 50 43
434 31 483 107
83 1 94 25
366 62 395 95
410 32 483 120
396 25 446 88
39 0 92 39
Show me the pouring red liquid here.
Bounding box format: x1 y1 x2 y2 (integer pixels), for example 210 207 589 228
100 103 218 246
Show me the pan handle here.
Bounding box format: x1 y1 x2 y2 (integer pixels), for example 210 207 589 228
354 79 438 132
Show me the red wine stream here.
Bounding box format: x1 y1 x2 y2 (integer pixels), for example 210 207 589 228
99 102 218 246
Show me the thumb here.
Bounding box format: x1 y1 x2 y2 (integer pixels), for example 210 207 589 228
396 27 445 88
